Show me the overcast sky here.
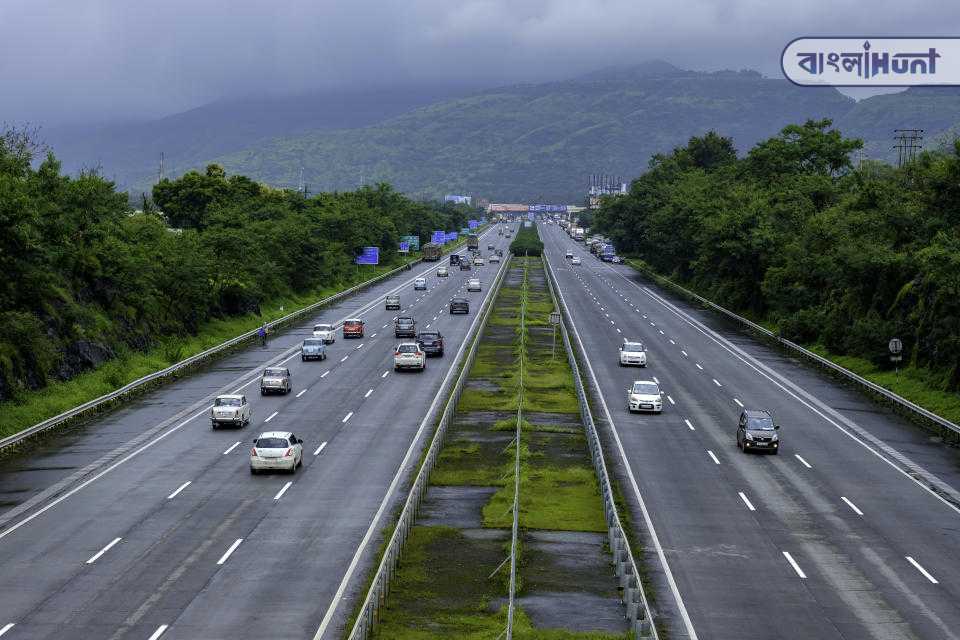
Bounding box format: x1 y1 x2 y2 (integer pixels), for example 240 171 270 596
2 0 957 125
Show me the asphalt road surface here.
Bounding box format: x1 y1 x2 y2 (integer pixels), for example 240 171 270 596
0 224 512 640
542 222 960 640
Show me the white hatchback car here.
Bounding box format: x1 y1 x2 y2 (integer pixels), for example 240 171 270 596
489 254 501 263
211 394 251 429
619 341 647 367
627 380 663 413
312 323 335 344
394 342 426 371
473 256 484 266
467 278 481 292
250 431 304 474
438 266 449 277
414 277 427 290
571 256 581 265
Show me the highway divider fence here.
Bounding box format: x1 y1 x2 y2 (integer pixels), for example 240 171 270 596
625 259 960 444
346 254 512 640
543 254 658 640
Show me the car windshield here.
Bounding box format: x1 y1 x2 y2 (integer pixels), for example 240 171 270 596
398 344 418 353
215 397 240 407
264 368 285 376
398 317 413 323
453 298 467 303
624 342 644 352
387 295 399 300
632 382 659 395
255 438 288 449
345 321 361 326
303 339 323 347
314 324 332 331
748 417 775 430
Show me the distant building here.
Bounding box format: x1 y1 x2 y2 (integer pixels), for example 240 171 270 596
444 194 472 205
587 174 627 209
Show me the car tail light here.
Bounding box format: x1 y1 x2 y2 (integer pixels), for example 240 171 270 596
284 448 293 457
416 352 423 357
250 448 258 457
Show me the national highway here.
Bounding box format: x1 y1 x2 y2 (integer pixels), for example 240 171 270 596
0 224 512 640
542 222 960 640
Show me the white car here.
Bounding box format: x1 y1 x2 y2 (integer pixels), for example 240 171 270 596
467 278 481 292
250 431 304 474
565 251 573 259
438 266 449 277
211 394 251 429
619 341 647 367
473 256 484 266
611 255 623 264
489 254 501 263
571 256 581 265
313 323 335 344
414 277 427 290
394 342 426 371
627 380 663 413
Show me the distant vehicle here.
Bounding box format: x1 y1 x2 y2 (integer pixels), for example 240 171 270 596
565 251 573 259
394 342 426 371
313 323 335 344
488 243 495 250
467 234 479 251
627 380 662 413
449 297 470 314
618 341 646 367
301 338 328 361
422 243 443 261
459 261 472 271
416 331 444 357
489 254 501 263
385 294 401 310
611 256 623 264
505 231 512 238
573 228 585 241
395 315 416 338
450 254 461 266
343 318 365 338
260 367 292 395
438 266 449 277
414 277 427 290
737 409 780 454
250 431 303 474
467 278 481 292
571 256 581 265
211 394 250 429
473 256 484 266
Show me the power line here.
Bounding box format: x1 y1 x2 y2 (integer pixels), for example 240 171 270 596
893 129 923 168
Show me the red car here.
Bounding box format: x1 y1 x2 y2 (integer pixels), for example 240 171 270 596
343 318 365 338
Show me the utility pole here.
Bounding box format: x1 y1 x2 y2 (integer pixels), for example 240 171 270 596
158 152 164 184
893 129 923 167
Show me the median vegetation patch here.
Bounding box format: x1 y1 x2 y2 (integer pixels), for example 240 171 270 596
372 254 628 640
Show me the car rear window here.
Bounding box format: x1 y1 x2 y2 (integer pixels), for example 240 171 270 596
303 339 323 347
418 333 439 340
215 397 240 407
264 368 285 376
345 320 362 326
397 344 418 353
314 324 332 331
397 317 414 324
255 438 288 448
624 343 644 351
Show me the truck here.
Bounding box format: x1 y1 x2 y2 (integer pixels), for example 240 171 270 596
573 228 585 242
422 243 442 261
600 244 615 261
467 234 479 251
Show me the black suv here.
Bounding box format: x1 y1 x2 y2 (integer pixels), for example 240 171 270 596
416 331 444 357
450 254 461 266
395 315 416 338
459 261 472 271
449 297 469 314
737 409 780 454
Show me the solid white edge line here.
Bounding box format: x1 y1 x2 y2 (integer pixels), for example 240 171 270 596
602 261 960 517
216 538 243 565
146 625 168 640
342 412 353 423
782 551 807 578
313 442 328 456
905 556 939 584
312 241 506 639
166 481 191 500
707 450 721 465
222 441 241 455
264 411 278 423
841 496 864 516
738 492 756 511
296 389 307 398
541 250 699 640
274 481 293 501
85 537 122 564
794 454 813 469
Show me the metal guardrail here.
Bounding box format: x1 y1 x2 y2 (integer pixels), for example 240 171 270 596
624 260 960 442
346 254 512 640
543 254 658 640
505 258 527 640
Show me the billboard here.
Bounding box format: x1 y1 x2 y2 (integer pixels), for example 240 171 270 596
431 230 446 244
399 241 410 253
446 231 458 242
468 219 479 229
355 247 380 265
528 204 567 213
444 194 472 205
487 203 528 213
401 235 420 251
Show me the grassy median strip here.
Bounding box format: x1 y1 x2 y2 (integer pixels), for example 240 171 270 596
373 256 628 640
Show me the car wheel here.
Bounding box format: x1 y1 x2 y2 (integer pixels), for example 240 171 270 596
250 468 258 475
618 361 623 367
260 389 266 396
771 448 779 455
212 422 218 430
